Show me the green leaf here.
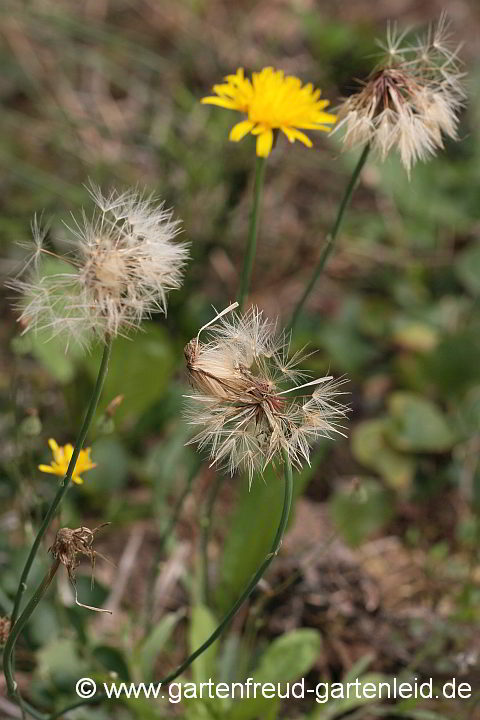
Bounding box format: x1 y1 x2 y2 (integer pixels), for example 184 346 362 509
227 630 320 720
253 629 322 684
11 330 82 384
386 392 455 452
422 330 480 398
330 479 395 547
188 605 218 684
36 638 88 692
139 611 183 682
352 419 414 491
85 322 175 424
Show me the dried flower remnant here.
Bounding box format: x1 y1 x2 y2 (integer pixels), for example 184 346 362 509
185 304 348 481
9 186 189 348
49 524 112 613
0 616 11 646
201 67 336 157
335 14 465 174
38 438 96 485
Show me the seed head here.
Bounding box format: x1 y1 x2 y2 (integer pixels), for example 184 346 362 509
9 185 189 349
334 13 465 175
184 305 348 481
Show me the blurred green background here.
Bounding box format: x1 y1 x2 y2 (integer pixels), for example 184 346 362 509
1 1 480 718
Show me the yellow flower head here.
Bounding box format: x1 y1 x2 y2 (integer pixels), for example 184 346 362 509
38 438 96 485
201 67 337 157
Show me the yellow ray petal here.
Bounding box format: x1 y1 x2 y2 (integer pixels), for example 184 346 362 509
38 464 57 474
256 129 274 157
201 97 240 109
229 120 255 142
281 127 313 147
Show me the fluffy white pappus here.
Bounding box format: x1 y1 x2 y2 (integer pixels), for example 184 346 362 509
184 305 349 481
8 186 189 348
334 13 465 175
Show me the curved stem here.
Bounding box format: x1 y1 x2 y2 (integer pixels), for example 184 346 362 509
4 559 60 698
48 455 294 718
288 143 370 333
161 455 293 682
5 340 111 713
10 340 112 628
237 156 267 311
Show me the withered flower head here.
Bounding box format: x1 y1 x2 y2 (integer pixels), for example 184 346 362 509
184 304 348 481
334 13 465 175
49 524 111 613
0 616 11 646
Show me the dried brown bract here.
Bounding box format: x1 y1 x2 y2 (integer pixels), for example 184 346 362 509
49 524 112 613
0 616 11 646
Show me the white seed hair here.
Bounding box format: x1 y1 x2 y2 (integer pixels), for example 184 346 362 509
8 185 189 348
334 13 465 175
184 306 349 481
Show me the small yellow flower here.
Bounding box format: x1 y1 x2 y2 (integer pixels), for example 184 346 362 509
201 67 337 157
38 438 96 485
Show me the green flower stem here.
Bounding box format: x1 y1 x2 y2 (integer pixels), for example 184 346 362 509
161 454 292 683
200 153 268 600
287 143 370 333
4 558 61 699
47 454 294 719
237 155 267 311
10 339 112 629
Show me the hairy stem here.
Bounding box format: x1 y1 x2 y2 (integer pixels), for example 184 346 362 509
237 156 267 311
288 143 370 333
47 455 294 718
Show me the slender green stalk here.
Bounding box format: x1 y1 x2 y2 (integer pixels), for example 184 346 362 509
200 154 267 598
237 156 267 311
288 143 370 333
162 454 293 682
10 340 112 628
4 559 60 698
48 455 294 718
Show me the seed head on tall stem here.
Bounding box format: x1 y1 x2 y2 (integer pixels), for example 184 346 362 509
185 305 348 481
9 185 189 349
334 13 465 175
